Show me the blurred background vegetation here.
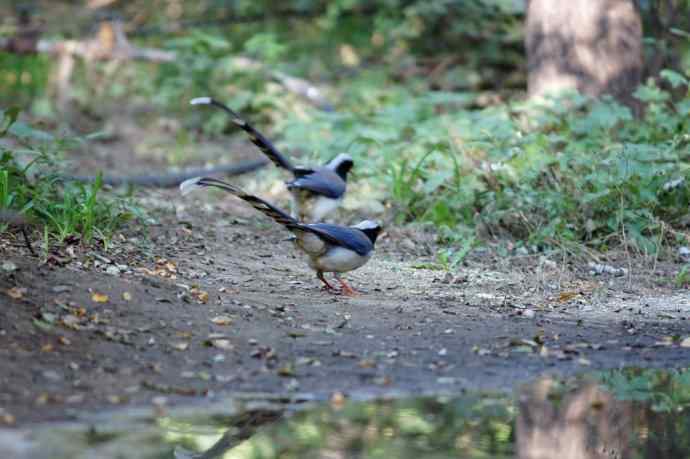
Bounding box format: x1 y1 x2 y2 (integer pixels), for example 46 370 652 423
1 0 689 260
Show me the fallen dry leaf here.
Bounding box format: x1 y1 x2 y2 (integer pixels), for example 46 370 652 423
558 291 579 303
277 365 295 377
58 336 71 346
191 287 209 304
170 342 189 351
210 315 233 326
139 259 178 280
6 287 26 300
60 314 82 330
358 359 376 369
208 339 233 350
91 292 109 303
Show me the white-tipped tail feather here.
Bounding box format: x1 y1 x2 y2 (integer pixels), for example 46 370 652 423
179 177 204 195
190 97 212 105
190 96 247 127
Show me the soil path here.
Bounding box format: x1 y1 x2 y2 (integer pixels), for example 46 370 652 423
2 133 690 427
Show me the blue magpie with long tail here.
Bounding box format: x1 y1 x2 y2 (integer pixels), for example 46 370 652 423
190 97 353 222
180 176 381 296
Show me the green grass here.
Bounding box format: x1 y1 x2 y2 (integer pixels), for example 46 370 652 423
3 15 688 264
117 44 690 262
0 108 135 250
272 71 690 258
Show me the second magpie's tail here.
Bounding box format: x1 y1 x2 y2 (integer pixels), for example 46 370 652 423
190 97 295 172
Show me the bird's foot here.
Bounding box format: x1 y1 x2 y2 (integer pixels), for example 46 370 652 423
341 286 358 297
318 272 339 293
336 278 359 297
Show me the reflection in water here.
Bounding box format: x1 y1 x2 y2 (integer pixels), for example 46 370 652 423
517 378 633 459
10 368 690 459
214 394 516 459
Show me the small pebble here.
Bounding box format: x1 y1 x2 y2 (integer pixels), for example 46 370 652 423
1 261 17 272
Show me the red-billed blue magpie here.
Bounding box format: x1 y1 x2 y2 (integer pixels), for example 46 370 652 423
190 97 353 222
180 176 381 296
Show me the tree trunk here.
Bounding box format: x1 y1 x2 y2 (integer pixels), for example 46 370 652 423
516 378 634 459
525 0 643 114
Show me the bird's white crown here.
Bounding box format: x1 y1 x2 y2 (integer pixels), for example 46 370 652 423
327 153 353 168
352 220 380 231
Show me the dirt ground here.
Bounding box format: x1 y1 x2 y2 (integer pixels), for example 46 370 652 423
1 123 690 428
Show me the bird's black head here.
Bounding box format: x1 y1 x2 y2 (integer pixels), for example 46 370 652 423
353 220 383 245
328 154 354 181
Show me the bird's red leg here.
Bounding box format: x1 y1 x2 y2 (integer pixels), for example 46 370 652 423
317 271 337 292
335 276 358 296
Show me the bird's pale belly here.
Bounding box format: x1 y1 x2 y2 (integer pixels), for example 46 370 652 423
292 190 342 222
309 247 371 273
295 232 327 255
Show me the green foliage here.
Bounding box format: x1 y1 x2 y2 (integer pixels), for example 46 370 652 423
277 74 690 254
154 30 233 109
0 109 133 246
3 1 690 258
244 33 288 63
0 53 50 107
676 265 690 287
437 235 476 270
233 394 514 458
602 367 690 413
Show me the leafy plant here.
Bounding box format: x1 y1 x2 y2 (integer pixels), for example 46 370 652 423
277 72 690 256
601 367 690 413
0 109 134 247
437 236 476 271
676 265 690 287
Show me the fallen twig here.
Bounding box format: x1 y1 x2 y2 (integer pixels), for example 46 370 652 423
0 210 36 256
62 158 268 188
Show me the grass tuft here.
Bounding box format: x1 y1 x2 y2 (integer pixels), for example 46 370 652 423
0 109 135 250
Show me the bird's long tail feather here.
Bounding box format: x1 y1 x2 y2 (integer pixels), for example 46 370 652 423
190 97 295 172
180 176 300 229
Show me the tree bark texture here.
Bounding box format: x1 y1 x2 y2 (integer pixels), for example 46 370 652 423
525 0 643 113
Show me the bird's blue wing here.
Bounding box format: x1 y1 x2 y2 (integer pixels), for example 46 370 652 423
287 169 345 199
292 166 315 177
305 223 372 256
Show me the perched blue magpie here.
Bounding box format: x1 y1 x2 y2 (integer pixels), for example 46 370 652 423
180 176 381 296
190 97 353 222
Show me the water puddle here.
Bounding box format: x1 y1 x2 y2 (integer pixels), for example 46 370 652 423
2 367 689 458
